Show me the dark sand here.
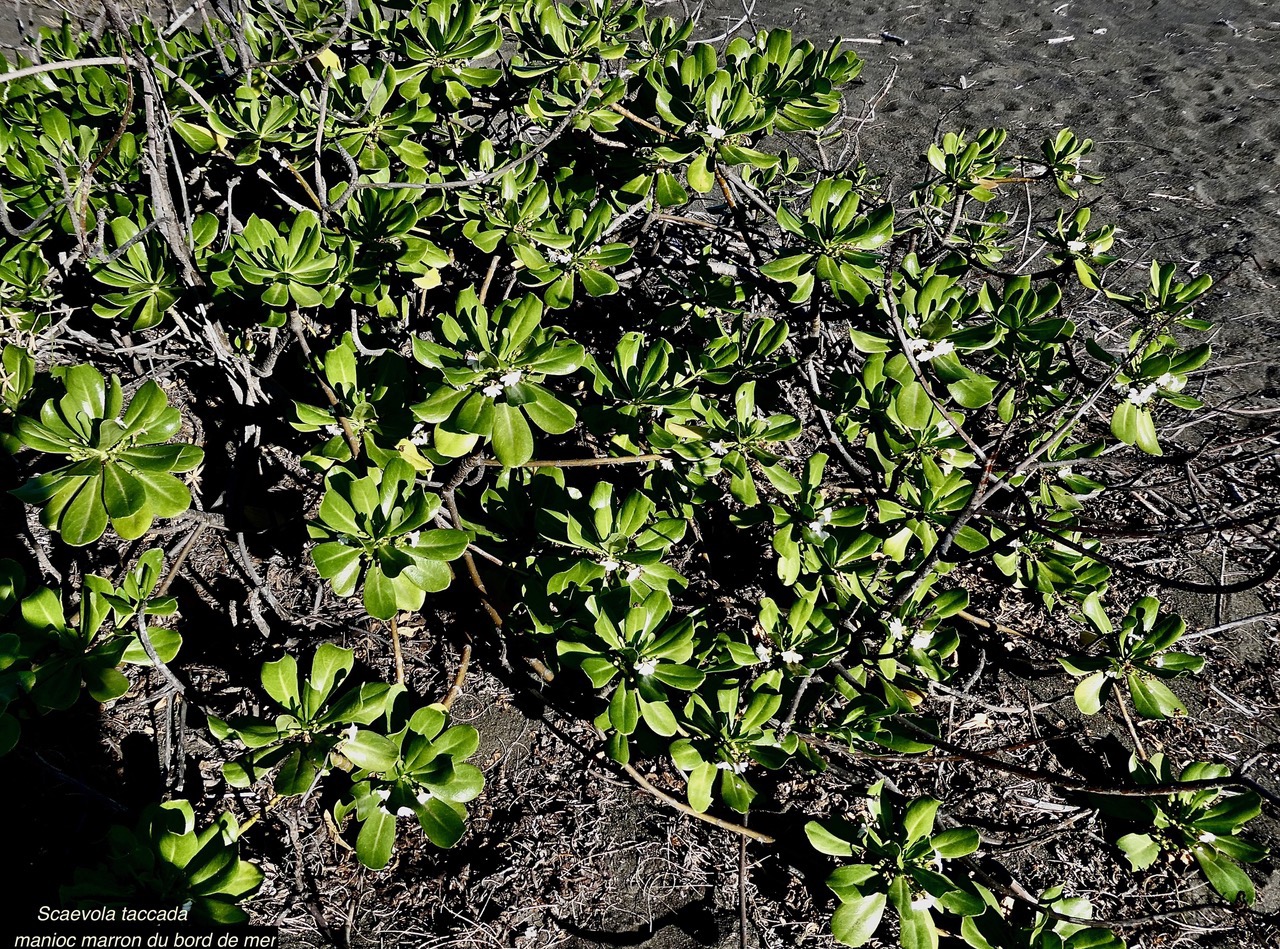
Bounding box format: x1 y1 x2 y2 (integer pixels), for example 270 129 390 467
2 1 1277 947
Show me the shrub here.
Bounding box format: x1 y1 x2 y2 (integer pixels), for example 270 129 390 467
0 0 1272 942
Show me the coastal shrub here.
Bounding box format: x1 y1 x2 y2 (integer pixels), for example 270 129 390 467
0 0 1271 943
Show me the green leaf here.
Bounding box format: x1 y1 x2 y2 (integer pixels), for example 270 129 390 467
342 731 399 772
656 172 688 208
1194 847 1255 903
261 655 301 711
1116 833 1159 871
903 797 941 842
930 827 979 858
805 820 855 857
687 761 715 813
830 893 887 947
355 806 396 870
1073 671 1109 715
490 401 534 466
1126 673 1184 719
895 382 933 431
417 796 466 848
687 152 715 194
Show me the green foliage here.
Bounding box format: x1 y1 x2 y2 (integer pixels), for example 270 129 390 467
0 0 1265 936
806 785 984 948
10 365 203 545
61 801 263 923
1061 596 1203 719
1106 753 1267 904
308 459 469 619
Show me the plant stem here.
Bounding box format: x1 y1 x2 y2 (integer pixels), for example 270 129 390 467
441 643 471 711
619 761 775 843
478 453 665 469
389 614 404 685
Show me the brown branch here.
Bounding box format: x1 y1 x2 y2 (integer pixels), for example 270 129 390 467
441 643 471 712
477 453 665 469
619 761 775 843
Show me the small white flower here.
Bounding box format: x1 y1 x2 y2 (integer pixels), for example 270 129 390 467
754 643 773 663
816 508 834 525
410 428 431 447
403 531 421 547
626 565 643 583
715 760 748 773
1126 384 1157 406
906 337 931 357
635 658 657 676
888 617 906 640
548 249 574 266
465 351 481 368
374 788 392 803
600 558 620 573
705 123 726 140
1198 831 1217 844
659 457 675 471
910 632 932 650
1151 655 1165 668
1105 669 1119 679
807 520 830 540
396 806 415 817
910 894 936 912
1067 239 1089 253
928 339 955 360
1059 465 1074 477
500 369 524 386
323 423 342 437
780 649 804 664
416 790 432 805
1155 371 1185 392
709 439 730 456
483 382 504 398
344 724 358 741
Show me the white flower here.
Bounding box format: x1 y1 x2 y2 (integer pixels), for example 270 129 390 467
626 565 643 583
1105 669 1119 679
600 558 620 573
548 249 574 266
807 520 830 541
815 508 834 525
928 339 955 360
403 531 421 547
1126 383 1157 406
323 423 342 437
1151 655 1165 668
483 382 504 398
709 440 730 456
1198 831 1217 844
888 617 906 640
780 649 804 664
910 894 937 912
344 724 358 741
910 631 932 650
416 790 432 805
659 457 675 471
1067 239 1089 253
374 788 391 803
465 351 481 368
396 806 415 817
1155 371 1185 392
410 428 431 447
634 658 657 676
705 123 726 140
715 760 748 773
906 337 931 357
500 369 524 386
754 644 773 663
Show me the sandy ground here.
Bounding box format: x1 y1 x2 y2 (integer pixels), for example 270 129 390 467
2 2 1278 948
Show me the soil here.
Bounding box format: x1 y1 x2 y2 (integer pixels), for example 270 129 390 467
2 1 1279 948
